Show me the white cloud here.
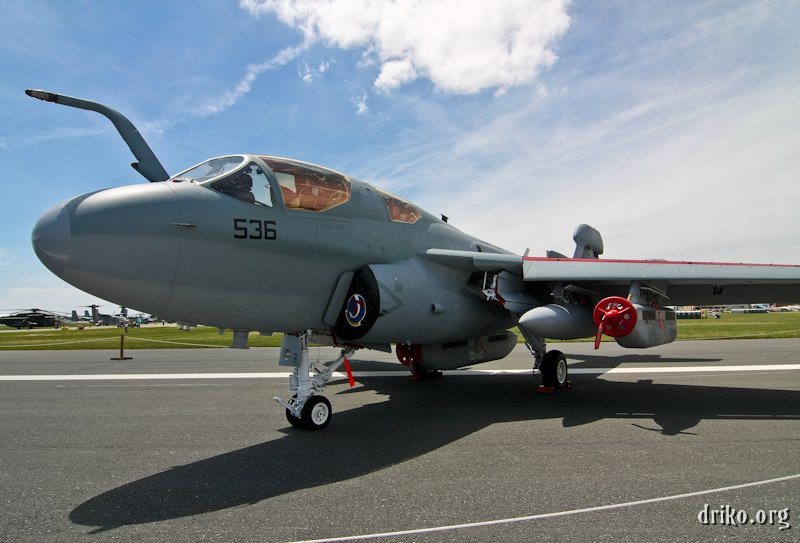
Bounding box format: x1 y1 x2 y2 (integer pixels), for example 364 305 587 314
241 0 571 94
0 248 18 265
300 59 331 82
374 58 416 94
146 43 306 132
354 91 369 115
193 44 305 116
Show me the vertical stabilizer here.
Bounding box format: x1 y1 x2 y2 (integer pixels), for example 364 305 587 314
572 224 603 259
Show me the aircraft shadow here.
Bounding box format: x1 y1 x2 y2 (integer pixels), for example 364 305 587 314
70 375 800 532
565 352 722 367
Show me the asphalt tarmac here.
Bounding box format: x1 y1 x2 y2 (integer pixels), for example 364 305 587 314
1 339 798 542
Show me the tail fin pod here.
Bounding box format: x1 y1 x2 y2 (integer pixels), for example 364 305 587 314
546 224 604 259
572 224 603 259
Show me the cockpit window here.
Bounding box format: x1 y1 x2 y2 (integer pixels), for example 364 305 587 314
262 157 351 212
375 188 421 224
207 162 273 206
173 156 245 183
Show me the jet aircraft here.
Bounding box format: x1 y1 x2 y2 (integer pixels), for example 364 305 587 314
26 89 800 430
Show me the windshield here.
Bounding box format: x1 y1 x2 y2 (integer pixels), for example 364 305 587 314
206 161 274 206
172 156 245 183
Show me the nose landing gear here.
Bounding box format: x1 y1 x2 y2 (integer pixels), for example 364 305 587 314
273 333 355 430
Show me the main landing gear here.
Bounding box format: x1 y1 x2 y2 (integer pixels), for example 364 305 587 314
396 343 442 381
273 333 355 430
525 334 569 392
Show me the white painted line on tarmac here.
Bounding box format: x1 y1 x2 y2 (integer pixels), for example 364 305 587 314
1 364 800 381
0 372 291 381
569 364 800 374
283 473 800 543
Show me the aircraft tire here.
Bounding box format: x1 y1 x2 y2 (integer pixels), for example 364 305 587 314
285 409 305 429
409 361 442 381
301 395 332 431
285 394 310 429
541 350 568 389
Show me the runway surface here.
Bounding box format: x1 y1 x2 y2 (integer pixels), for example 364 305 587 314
1 339 798 542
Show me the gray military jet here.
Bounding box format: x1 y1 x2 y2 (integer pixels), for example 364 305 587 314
26 89 800 430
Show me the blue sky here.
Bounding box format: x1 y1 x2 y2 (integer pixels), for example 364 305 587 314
1 0 799 312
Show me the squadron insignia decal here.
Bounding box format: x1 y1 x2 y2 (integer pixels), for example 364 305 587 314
345 293 367 327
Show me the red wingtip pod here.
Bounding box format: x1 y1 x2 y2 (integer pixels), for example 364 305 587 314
592 296 637 349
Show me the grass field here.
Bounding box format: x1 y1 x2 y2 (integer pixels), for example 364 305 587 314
671 311 800 340
0 324 285 350
1 312 800 351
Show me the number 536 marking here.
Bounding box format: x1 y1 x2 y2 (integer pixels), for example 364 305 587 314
234 218 277 240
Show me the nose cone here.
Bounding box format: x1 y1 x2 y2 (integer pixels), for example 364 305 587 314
30 184 182 316
32 203 71 275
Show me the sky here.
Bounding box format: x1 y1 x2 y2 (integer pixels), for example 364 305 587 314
0 0 798 313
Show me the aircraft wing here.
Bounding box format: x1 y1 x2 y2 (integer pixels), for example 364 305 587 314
424 249 800 305
523 257 800 305
423 249 523 274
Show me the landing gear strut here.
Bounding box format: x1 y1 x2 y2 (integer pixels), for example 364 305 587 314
273 333 355 430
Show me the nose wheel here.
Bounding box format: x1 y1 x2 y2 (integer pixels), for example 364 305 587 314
285 406 303 428
302 396 332 430
286 395 332 430
281 388 338 431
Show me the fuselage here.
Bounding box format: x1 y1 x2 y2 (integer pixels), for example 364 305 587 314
32 155 517 343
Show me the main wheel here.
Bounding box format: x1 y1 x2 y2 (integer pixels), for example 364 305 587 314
408 361 442 381
540 350 568 389
301 395 332 431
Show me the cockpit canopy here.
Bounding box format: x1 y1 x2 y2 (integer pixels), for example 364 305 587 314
373 187 421 224
172 154 420 223
262 157 351 212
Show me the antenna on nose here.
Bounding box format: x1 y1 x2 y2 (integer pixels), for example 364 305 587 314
25 89 170 183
